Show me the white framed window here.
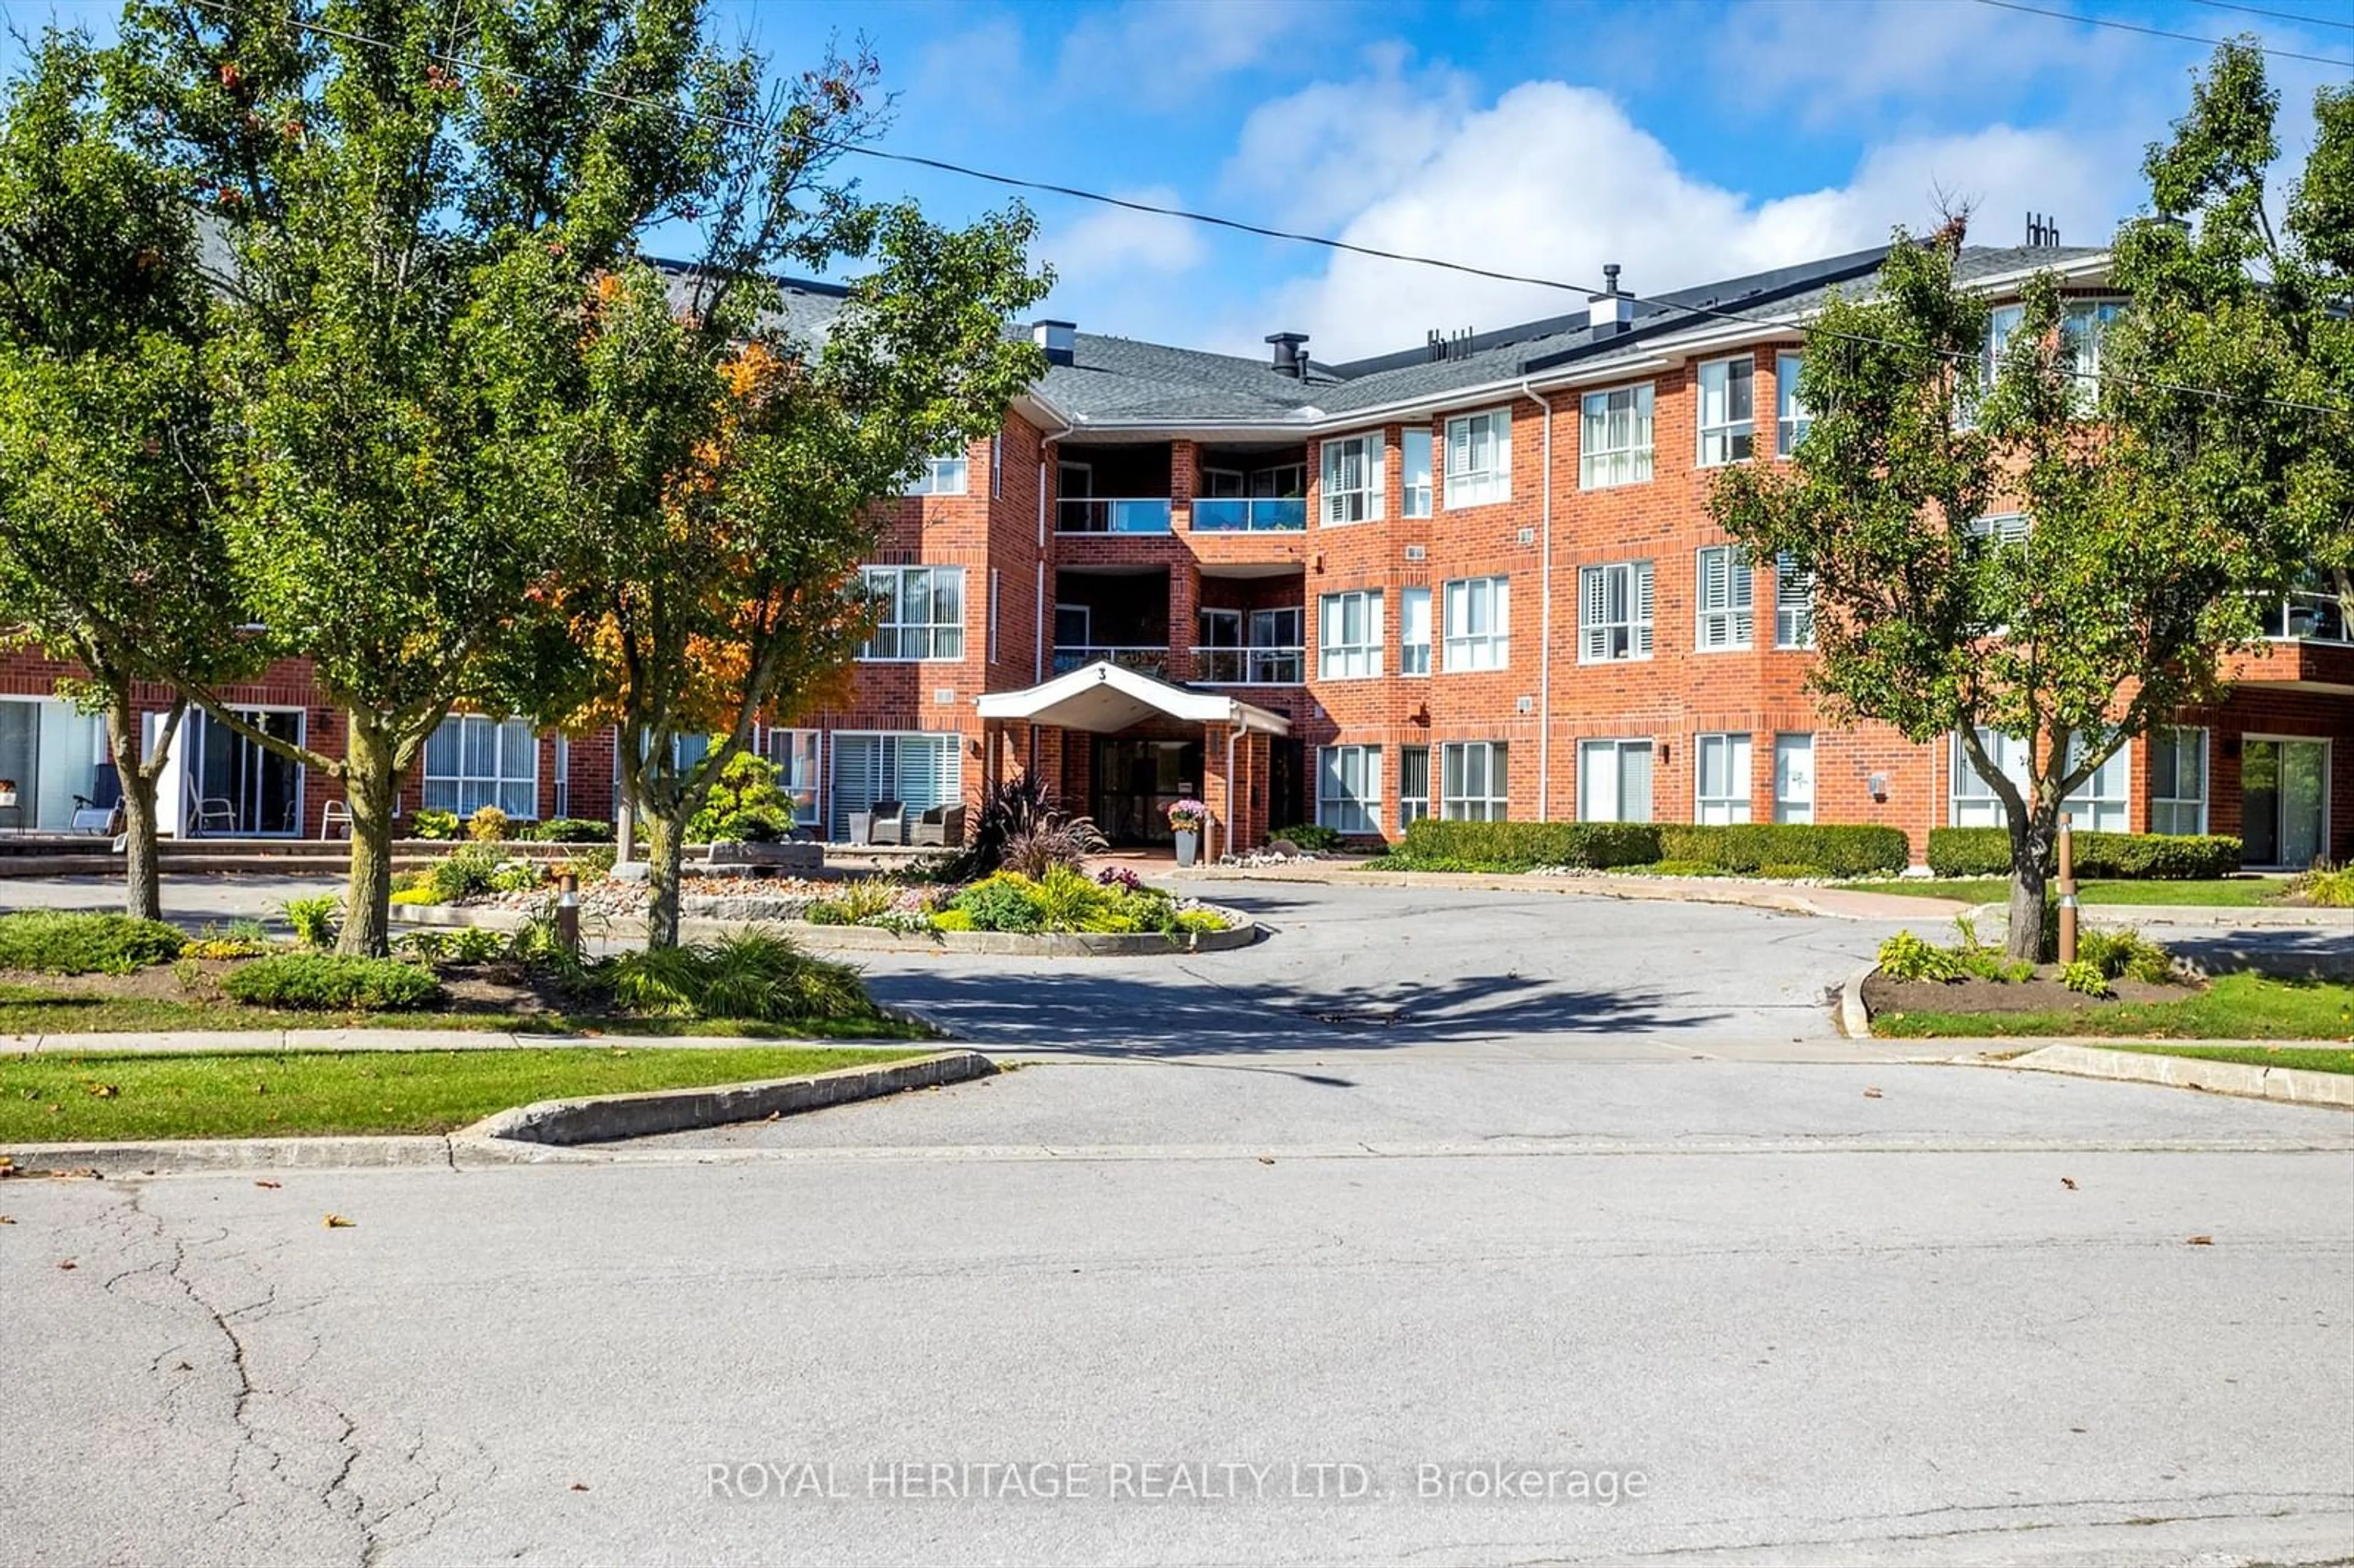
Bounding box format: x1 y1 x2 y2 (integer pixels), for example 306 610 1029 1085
1773 553 1816 650
1319 432 1384 525
423 714 538 820
552 733 569 820
990 433 1003 500
1441 576 1509 672
1579 383 1653 489
1400 745 1431 830
1317 589 1383 680
1201 466 1246 498
1442 407 1510 508
858 565 966 661
1696 546 1754 650
764 727 822 829
1949 728 2130 832
1984 302 2025 387
1440 741 1508 821
2063 299 2125 409
987 569 1001 664
1401 427 1433 518
1965 511 2032 547
2150 726 2207 835
827 731 961 843
904 450 969 497
1316 745 1382 835
1579 561 1653 662
1399 586 1432 676
1695 733 1753 824
1579 739 1653 823
1696 356 1755 466
1775 351 1810 458
1773 733 1814 824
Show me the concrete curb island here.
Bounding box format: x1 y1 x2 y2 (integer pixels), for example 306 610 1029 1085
393 901 1260 956
0 1048 996 1176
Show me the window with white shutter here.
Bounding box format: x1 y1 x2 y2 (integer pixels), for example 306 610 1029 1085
828 733 961 841
1319 432 1384 525
1695 546 1753 650
858 565 966 661
1579 561 1653 661
1773 553 1816 649
1442 408 1510 508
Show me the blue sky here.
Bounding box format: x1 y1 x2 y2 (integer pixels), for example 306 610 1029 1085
7 0 2350 360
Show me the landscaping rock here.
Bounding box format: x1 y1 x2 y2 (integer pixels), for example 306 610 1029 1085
704 840 821 874
610 861 650 883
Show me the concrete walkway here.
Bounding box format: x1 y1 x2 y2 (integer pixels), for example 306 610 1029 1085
1184 859 1965 919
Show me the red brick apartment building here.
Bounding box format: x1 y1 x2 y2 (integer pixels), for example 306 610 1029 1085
2 241 2346 864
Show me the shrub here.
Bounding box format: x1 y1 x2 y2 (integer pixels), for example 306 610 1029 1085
1758 863 1819 880
930 907 975 932
806 878 898 926
282 894 341 951
2058 960 2112 998
1096 865 1147 893
1401 818 1661 870
0 911 186 975
389 886 440 906
953 774 1108 880
952 874 1047 932
1878 929 1964 983
487 858 546 894
398 927 509 963
1644 859 1718 877
687 752 797 843
1655 823 1911 877
1172 908 1228 936
411 808 462 840
598 929 872 1022
1000 818 1105 880
2290 862 2354 908
2078 926 2174 984
553 845 618 882
1270 823 1343 852
425 844 506 902
1925 828 2242 880
528 818 615 843
467 804 511 842
223 954 443 1011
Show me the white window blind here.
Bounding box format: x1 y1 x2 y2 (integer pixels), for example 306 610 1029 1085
1773 553 1816 649
1696 547 1753 650
1442 409 1510 508
1320 432 1384 525
1579 384 1654 489
1579 561 1653 661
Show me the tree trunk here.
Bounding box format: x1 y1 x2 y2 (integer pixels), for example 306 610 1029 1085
642 806 685 950
103 684 164 923
338 715 398 957
2005 807 2057 963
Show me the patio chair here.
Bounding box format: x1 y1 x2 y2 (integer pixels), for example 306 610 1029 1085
910 803 966 848
191 796 237 836
848 799 905 845
319 799 353 840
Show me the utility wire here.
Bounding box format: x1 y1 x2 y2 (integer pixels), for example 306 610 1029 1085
184 0 2353 419
1968 0 2354 68
2180 0 2354 36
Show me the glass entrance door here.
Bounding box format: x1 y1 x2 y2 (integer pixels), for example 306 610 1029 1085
190 709 305 835
2241 739 2327 869
1093 739 1202 845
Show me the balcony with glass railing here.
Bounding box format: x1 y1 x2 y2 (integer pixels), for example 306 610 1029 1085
1056 498 1172 535
1189 645 1305 685
1051 644 1170 678
2260 590 2350 645
1191 498 1306 533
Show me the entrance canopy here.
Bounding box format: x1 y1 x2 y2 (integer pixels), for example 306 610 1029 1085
976 660 1290 736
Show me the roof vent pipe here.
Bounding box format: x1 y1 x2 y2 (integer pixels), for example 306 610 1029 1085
1034 320 1077 367
1265 331 1310 378
1589 264 1633 342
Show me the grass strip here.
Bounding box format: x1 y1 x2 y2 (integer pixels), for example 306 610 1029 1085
1871 973 2354 1041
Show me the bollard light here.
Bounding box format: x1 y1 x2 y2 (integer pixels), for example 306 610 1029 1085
556 870 581 956
2056 813 2078 967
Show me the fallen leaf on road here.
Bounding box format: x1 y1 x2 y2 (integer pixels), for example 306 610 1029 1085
2061 1178 2078 1190
0 1214 13 1224
1862 1087 1884 1099
570 1482 589 1491
57 1259 75 1270
322 1214 355 1229
254 1180 281 1189
2187 1235 2214 1246
1257 1155 1275 1165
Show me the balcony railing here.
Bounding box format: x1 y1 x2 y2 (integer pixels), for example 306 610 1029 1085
1190 645 1305 685
1056 498 1172 535
1053 644 1170 677
2260 590 2350 645
1192 498 1306 533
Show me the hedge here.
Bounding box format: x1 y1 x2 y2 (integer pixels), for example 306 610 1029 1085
0 911 186 975
1655 823 1910 877
1926 828 2243 880
1401 819 1661 869
222 954 444 1011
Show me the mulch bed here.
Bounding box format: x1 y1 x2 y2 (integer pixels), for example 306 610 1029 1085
3 959 589 1019
1864 968 2196 1016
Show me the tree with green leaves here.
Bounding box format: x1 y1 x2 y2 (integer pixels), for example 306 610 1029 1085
102 0 770 954
546 45 1050 946
0 31 254 920
1711 40 2347 961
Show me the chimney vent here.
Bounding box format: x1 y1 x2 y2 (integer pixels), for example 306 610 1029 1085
1589 263 1633 342
1034 319 1077 367
1265 331 1310 378
2025 211 2062 248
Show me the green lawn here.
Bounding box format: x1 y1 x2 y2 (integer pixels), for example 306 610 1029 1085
1832 877 2287 907
0 983 929 1041
2107 1043 2354 1075
0 1045 930 1141
1873 973 2354 1040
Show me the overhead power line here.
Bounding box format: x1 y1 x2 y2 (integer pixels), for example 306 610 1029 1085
2180 0 2354 36
182 0 2353 419
1968 0 2354 69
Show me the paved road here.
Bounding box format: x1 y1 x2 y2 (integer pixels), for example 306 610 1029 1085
4 874 2352 1565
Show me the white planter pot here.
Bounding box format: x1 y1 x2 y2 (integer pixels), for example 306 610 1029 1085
1173 829 1199 868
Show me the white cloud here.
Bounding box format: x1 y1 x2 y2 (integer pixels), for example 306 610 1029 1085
1221 43 1475 230
1056 0 1324 109
1232 77 2143 361
1038 186 1209 281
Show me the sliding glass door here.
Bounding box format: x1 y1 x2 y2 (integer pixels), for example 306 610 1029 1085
2241 739 2328 869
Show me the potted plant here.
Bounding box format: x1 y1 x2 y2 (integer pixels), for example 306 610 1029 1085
1167 798 1208 867
0 778 16 809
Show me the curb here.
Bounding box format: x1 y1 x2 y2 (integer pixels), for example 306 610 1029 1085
1997 1044 2354 1109
0 1049 996 1176
1182 863 1914 920
393 904 1259 956
1837 964 1876 1039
